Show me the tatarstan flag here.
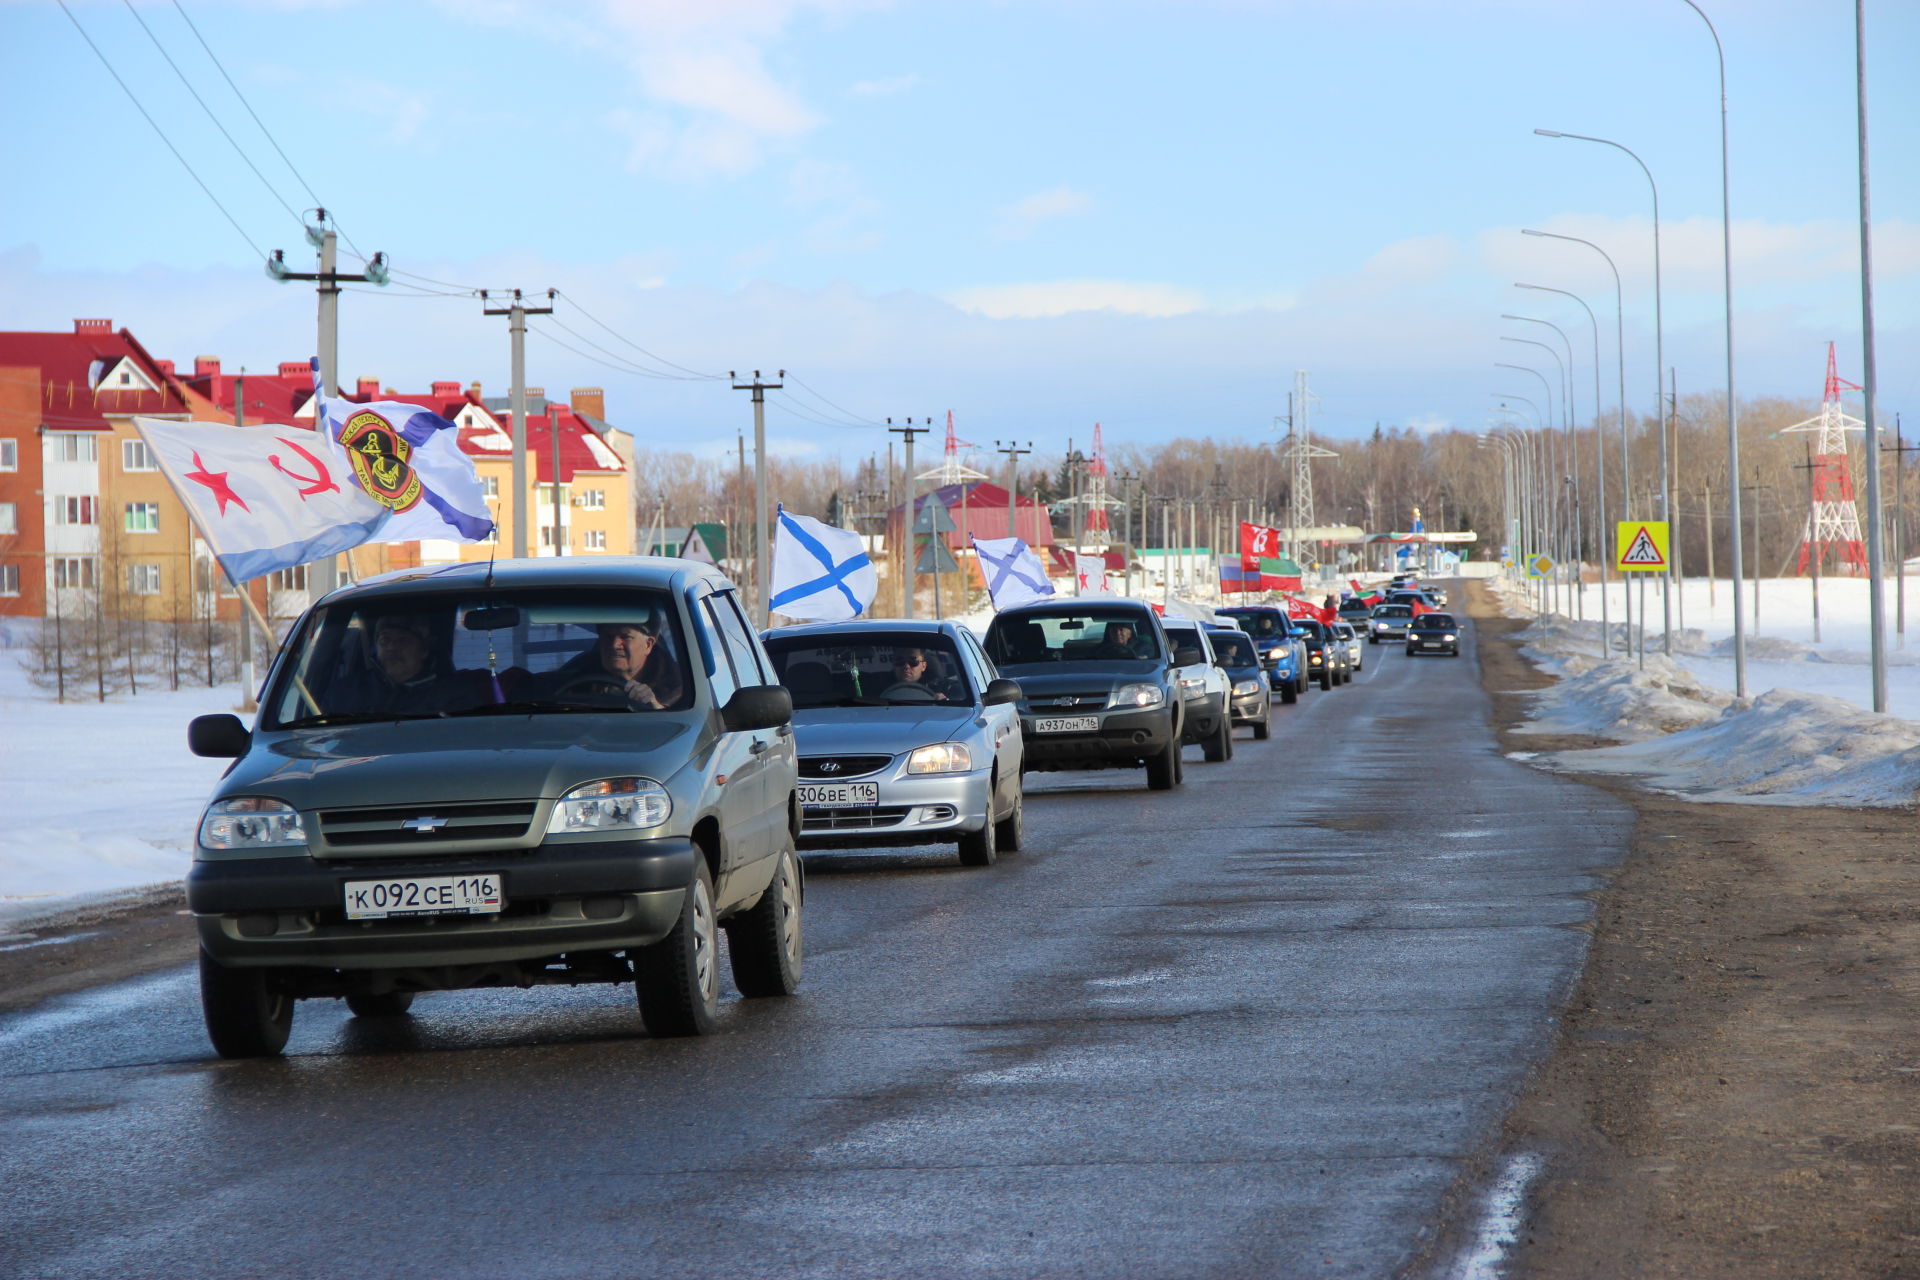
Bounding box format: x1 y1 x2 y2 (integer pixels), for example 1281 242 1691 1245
1348 579 1382 605
1244 551 1303 591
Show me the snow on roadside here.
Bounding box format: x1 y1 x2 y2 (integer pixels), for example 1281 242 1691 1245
1503 580 1920 808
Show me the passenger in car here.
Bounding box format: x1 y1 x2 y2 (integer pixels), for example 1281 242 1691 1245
363 613 458 714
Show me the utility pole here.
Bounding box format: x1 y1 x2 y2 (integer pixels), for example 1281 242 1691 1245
1884 415 1914 646
1116 470 1138 594
995 440 1032 539
731 370 784 626
888 418 931 618
482 289 554 559
1793 445 1822 642
267 208 388 593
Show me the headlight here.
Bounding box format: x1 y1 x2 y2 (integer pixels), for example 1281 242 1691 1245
199 797 306 850
548 777 671 833
1111 682 1164 709
1309 653 1323 664
1232 679 1262 696
907 742 973 774
1441 633 1457 641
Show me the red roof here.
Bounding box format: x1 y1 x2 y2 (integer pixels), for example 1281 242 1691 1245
501 404 627 483
181 360 317 426
0 320 199 430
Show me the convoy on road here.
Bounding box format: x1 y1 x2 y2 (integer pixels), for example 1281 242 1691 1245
182 558 1460 1058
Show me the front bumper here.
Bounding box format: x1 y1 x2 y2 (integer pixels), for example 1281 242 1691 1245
188 836 698 969
1408 637 1459 653
1020 705 1175 769
1229 690 1268 723
1371 627 1410 642
798 768 991 847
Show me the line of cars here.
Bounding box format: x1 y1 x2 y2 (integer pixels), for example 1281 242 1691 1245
177 556 1442 1059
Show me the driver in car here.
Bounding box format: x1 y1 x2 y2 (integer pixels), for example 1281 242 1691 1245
888 647 951 701
1097 620 1148 659
549 617 683 709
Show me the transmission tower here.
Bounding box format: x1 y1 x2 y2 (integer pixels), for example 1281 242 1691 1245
1781 343 1869 575
915 410 989 488
1278 370 1338 561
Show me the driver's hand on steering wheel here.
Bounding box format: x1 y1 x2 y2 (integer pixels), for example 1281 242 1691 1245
624 678 662 709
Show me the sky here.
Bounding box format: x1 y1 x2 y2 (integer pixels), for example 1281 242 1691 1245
2 0 1915 468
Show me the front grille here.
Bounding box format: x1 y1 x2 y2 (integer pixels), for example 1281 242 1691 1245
1025 692 1109 711
798 755 894 779
802 805 912 831
318 800 538 849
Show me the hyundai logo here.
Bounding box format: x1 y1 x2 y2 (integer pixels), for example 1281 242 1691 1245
817 761 843 774
401 816 448 834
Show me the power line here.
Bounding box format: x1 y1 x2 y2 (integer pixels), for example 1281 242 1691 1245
785 372 887 427
527 321 706 382
58 0 264 260
120 0 302 228
539 314 712 381
548 289 723 380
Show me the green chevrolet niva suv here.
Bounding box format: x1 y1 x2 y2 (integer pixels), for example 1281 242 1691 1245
186 558 801 1058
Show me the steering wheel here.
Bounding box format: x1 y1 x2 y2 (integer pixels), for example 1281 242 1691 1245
880 681 939 702
549 672 630 700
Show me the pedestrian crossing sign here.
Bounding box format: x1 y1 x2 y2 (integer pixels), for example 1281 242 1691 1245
1615 521 1669 572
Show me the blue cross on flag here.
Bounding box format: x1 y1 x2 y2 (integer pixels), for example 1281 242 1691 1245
770 505 877 621
971 535 1055 610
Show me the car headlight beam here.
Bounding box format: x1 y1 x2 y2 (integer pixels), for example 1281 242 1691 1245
199 797 306 851
906 742 973 774
1110 682 1164 709
548 777 672 833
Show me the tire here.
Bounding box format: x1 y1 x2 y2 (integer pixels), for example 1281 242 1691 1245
1253 711 1271 740
199 949 293 1059
1317 670 1332 690
727 844 804 997
345 990 414 1018
957 802 998 867
1279 680 1298 705
1369 635 1379 645
1146 734 1180 790
634 860 720 1036
1202 713 1230 763
994 783 1024 853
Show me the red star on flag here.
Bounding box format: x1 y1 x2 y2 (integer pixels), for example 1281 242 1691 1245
186 450 250 516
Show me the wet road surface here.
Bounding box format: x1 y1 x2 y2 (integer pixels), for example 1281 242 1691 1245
0 627 1632 1279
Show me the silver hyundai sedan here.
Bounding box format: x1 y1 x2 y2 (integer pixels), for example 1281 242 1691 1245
761 619 1025 867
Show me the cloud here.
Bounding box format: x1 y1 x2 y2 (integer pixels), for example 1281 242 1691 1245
994 186 1094 241
1406 415 1452 436
849 73 921 97
943 279 1207 319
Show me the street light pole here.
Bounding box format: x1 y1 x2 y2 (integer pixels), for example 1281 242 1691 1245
1678 0 1747 698
1537 128 1673 652
1515 293 1606 643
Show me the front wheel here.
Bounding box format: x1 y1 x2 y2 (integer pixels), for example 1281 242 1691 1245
994 784 1024 853
1279 680 1298 705
1146 735 1180 790
957 803 999 867
1202 713 1231 762
634 861 720 1035
727 845 804 997
1318 670 1333 690
1253 711 1272 740
199 949 293 1059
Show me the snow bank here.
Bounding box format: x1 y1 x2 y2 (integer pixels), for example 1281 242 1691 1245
1542 688 1920 808
1516 654 1733 741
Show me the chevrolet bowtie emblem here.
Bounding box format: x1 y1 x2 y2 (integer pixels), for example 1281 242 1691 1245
401 816 448 833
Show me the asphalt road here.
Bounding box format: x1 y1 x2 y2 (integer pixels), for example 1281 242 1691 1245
0 625 1633 1280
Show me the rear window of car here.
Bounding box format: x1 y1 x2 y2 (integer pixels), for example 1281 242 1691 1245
985 608 1161 665
1209 632 1257 666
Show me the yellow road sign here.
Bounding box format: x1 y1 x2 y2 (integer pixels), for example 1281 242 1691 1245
1615 521 1670 572
1525 553 1554 579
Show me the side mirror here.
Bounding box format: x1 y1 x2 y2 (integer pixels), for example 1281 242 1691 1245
189 713 250 758
722 684 792 732
1174 646 1204 667
983 678 1022 707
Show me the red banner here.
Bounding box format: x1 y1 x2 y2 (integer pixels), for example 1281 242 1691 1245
1285 597 1335 625
1239 521 1282 560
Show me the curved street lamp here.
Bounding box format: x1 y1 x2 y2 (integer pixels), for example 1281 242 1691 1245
1502 335 1580 619
1518 284 1610 649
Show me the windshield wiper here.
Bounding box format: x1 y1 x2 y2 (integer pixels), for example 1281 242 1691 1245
277 711 446 729
444 699 634 716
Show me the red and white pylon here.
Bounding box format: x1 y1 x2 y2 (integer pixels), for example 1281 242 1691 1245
1781 343 1869 576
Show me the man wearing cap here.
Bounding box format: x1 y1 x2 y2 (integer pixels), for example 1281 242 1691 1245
544 613 684 710
367 613 456 714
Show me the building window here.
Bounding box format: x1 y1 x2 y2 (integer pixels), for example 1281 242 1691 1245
124 502 160 533
579 489 606 510
123 440 156 471
56 496 98 526
50 434 98 463
53 556 96 590
0 565 18 595
481 475 499 498
127 564 162 595
585 529 607 550
269 565 308 592
538 484 567 506
0 502 13 536
0 439 15 471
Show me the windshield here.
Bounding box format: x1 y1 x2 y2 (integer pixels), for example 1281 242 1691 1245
1292 619 1331 640
1413 614 1457 629
1373 605 1412 619
262 587 693 728
1216 609 1282 638
985 608 1161 665
1209 632 1257 666
765 632 972 708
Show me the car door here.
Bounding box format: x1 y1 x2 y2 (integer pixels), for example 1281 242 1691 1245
960 629 1021 811
697 589 779 897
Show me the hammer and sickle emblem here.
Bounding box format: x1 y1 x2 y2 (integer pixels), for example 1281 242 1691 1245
269 436 339 498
